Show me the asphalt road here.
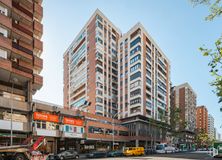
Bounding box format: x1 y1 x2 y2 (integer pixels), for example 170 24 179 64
80 151 221 160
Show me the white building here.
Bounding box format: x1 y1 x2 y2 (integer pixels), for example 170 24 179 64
208 114 215 140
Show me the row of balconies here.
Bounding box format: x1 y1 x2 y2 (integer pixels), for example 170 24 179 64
0 1 43 37
0 57 43 89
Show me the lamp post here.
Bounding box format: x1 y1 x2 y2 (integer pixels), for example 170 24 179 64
112 111 124 150
10 78 18 146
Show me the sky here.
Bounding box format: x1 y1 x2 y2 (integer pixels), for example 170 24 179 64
34 0 222 134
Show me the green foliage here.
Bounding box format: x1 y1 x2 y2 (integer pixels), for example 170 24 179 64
191 0 222 106
191 0 222 20
195 129 215 147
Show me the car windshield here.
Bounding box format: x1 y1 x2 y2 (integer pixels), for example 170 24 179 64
156 145 164 150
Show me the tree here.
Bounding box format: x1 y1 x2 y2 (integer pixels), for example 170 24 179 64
191 0 222 106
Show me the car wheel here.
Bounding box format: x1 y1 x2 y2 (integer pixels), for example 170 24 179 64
60 156 65 160
75 155 79 159
15 154 26 160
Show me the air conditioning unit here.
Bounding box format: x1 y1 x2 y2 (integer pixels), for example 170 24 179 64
13 38 18 43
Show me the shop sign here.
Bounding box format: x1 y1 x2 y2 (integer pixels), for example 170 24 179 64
33 112 59 123
63 132 83 138
63 117 84 126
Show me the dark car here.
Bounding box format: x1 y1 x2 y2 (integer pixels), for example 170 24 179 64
86 151 107 158
57 150 79 159
107 150 123 157
46 154 61 160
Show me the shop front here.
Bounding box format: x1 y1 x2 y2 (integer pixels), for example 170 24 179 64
57 116 85 153
33 112 60 153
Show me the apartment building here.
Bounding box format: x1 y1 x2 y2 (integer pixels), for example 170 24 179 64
196 106 208 134
0 0 43 145
63 9 120 117
118 23 171 147
171 83 197 149
64 9 171 147
208 114 214 140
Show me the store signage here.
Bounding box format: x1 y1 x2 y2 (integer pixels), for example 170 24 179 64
63 117 83 126
63 132 83 138
33 112 59 123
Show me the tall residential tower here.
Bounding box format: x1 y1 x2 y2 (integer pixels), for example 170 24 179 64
64 9 171 146
171 83 197 148
63 9 120 116
0 0 43 104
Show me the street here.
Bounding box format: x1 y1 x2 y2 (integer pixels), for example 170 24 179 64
80 152 221 160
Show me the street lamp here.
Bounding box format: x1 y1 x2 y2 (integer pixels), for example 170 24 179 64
112 111 125 150
10 77 18 146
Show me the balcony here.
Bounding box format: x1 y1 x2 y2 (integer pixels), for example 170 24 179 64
0 0 12 7
34 3 43 21
34 0 43 5
19 60 33 71
0 58 12 72
12 21 33 37
34 56 43 70
12 25 32 42
33 74 43 90
0 96 29 111
0 35 12 51
12 42 33 58
34 38 43 52
12 62 33 79
34 20 43 37
12 1 33 20
0 14 12 29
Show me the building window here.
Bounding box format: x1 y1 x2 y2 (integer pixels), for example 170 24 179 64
96 37 103 45
130 80 141 89
130 89 141 97
96 97 103 103
130 54 141 64
96 14 103 22
0 5 8 16
130 37 141 48
130 71 141 81
130 45 141 56
96 21 103 30
130 63 141 72
96 105 103 111
0 48 7 59
146 77 152 85
130 97 141 105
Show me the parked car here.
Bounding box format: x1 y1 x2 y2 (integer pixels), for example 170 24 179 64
57 150 79 159
123 147 144 156
46 154 61 160
107 150 123 157
86 151 107 158
145 148 156 155
156 143 175 154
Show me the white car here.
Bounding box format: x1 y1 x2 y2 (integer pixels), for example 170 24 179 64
156 143 176 154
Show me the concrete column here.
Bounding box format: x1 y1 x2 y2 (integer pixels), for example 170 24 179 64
135 140 139 147
76 140 80 152
27 81 32 103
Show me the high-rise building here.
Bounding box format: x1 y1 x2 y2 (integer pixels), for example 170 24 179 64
118 23 170 120
0 0 43 145
196 106 208 134
64 9 171 146
63 9 120 116
0 0 43 103
171 83 197 148
214 127 217 140
208 114 215 139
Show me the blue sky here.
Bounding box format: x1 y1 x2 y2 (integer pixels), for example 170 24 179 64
34 0 222 134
